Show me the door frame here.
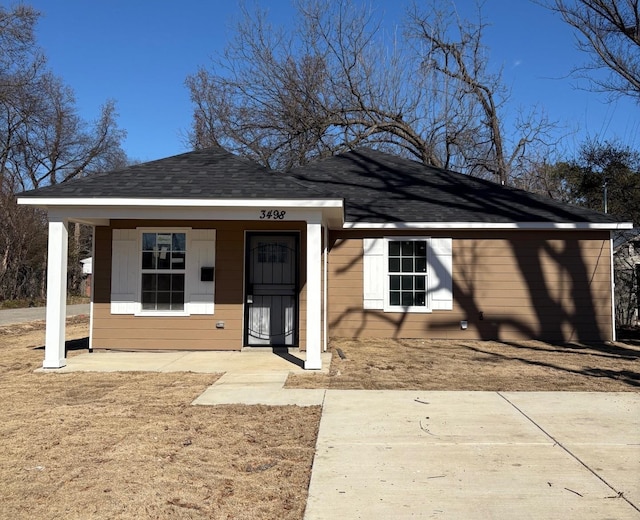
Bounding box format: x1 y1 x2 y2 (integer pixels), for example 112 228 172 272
243 231 300 347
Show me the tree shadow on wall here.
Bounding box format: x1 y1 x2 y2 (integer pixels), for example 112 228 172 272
429 234 609 342
323 151 612 344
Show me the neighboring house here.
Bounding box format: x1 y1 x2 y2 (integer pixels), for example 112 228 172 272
18 147 632 370
80 257 92 297
613 229 640 327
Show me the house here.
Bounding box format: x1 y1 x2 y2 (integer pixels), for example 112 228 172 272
80 257 92 297
18 147 632 370
613 229 640 327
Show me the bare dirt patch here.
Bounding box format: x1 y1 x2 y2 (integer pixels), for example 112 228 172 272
287 338 640 391
0 319 320 520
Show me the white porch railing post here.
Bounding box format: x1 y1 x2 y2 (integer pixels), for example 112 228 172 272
43 218 69 369
305 220 322 369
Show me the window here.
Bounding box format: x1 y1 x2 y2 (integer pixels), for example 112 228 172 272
257 242 289 264
141 232 186 311
388 239 427 308
111 228 216 316
362 237 452 312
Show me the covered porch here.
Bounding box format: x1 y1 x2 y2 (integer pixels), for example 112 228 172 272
20 199 343 371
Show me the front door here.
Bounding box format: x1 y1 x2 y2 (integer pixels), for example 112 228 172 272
245 233 298 346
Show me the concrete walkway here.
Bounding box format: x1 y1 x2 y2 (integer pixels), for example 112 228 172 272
305 390 640 519
0 304 90 326
49 349 330 406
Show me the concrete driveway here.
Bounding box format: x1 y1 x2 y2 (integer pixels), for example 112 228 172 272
304 390 640 519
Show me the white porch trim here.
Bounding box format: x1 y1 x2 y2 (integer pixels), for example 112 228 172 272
43 219 68 369
323 223 328 352
305 220 322 369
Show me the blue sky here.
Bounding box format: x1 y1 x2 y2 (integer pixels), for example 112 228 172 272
26 0 639 163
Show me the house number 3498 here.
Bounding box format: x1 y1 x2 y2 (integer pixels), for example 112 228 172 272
259 209 287 219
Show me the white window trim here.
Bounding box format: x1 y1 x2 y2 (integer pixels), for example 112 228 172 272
383 237 433 313
135 227 191 317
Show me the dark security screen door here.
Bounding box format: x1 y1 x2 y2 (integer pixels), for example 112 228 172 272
245 234 298 346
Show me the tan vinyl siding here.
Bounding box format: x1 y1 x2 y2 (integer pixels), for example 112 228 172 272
327 230 613 342
92 220 307 351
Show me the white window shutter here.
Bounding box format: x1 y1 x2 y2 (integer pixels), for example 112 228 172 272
111 229 138 314
188 229 216 315
363 238 385 310
430 238 453 310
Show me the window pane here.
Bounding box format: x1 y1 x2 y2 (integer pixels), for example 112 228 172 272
157 233 172 247
156 250 171 269
415 241 427 257
415 276 425 291
142 274 156 291
172 233 186 252
401 241 414 256
390 275 400 290
415 257 426 272
389 241 400 256
157 291 171 310
402 258 413 272
171 252 186 268
415 292 426 306
172 274 185 291
401 275 413 290
171 291 185 310
142 291 155 309
142 233 156 250
142 252 156 269
389 258 400 272
157 274 171 291
390 291 400 306
401 292 413 306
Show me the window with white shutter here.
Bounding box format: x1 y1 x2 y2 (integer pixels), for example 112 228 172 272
362 236 453 312
110 228 216 316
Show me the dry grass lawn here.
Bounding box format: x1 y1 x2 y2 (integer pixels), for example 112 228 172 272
3 319 639 519
287 337 640 391
0 319 320 520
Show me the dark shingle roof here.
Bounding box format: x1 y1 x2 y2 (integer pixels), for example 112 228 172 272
19 146 324 200
290 148 623 225
20 145 624 225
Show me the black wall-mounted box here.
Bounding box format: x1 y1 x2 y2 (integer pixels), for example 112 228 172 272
200 267 214 282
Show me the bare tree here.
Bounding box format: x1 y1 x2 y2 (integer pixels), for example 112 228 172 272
406 2 560 184
0 5 127 302
186 0 557 184
546 0 640 101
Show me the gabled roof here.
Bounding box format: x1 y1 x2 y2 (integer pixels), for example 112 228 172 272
18 146 325 200
290 148 624 226
18 145 630 228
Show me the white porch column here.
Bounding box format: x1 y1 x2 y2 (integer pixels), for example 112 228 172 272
305 220 322 370
43 218 69 369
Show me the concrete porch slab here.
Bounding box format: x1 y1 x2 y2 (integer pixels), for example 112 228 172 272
40 350 332 375
37 350 331 407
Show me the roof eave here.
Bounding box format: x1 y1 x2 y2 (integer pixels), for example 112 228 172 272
343 221 633 231
16 196 344 208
